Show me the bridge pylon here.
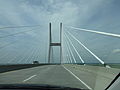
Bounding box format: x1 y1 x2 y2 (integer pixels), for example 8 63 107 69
48 23 62 64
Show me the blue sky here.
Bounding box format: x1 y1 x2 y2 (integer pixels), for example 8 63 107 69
0 0 120 64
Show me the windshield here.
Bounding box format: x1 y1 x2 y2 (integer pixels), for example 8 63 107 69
0 0 120 90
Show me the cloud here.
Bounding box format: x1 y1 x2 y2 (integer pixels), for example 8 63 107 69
112 49 120 53
0 0 114 29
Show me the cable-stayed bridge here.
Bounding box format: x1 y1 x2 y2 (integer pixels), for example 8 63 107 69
0 23 120 65
0 23 120 90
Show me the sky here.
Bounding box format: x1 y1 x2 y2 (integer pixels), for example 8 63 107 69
0 0 120 64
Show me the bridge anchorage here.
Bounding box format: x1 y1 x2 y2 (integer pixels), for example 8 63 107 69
48 23 62 64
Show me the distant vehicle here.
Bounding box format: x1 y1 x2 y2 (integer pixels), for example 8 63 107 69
33 61 39 64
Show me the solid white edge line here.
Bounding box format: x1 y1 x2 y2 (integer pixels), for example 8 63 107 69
62 65 92 90
23 75 37 82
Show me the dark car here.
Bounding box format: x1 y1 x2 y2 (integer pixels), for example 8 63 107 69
33 61 39 64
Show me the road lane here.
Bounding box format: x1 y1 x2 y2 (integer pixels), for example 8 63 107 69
0 65 55 84
23 65 89 89
64 64 120 90
62 65 92 90
0 65 89 89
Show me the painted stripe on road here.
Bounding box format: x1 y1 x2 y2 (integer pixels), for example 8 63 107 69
62 65 92 90
23 75 37 82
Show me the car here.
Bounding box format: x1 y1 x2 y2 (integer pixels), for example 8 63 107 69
33 61 39 64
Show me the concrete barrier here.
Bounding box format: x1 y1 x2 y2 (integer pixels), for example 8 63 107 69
0 64 50 73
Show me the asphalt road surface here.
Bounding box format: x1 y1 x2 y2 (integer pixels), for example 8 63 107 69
0 65 91 89
0 65 119 90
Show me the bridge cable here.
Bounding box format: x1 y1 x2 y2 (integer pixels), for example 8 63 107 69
26 46 39 63
0 28 40 39
7 36 43 64
66 26 120 38
64 31 85 64
64 38 73 63
0 25 41 30
63 36 72 63
62 34 71 63
66 31 105 64
62 40 68 63
64 33 77 63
